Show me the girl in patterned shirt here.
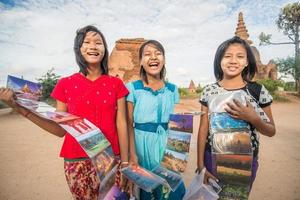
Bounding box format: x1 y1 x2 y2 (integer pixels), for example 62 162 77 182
196 36 276 189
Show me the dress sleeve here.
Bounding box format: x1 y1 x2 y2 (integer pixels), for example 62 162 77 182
51 78 67 103
125 82 135 103
116 78 129 99
259 85 273 107
199 85 209 106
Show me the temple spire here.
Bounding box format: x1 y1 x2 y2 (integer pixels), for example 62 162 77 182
235 12 252 45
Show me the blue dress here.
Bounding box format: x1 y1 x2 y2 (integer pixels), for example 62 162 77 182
126 80 185 200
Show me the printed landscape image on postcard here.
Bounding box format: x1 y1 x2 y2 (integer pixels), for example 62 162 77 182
169 114 193 133
212 154 252 200
78 131 110 158
92 146 117 181
161 149 188 173
167 130 191 153
98 165 118 199
7 75 42 101
102 185 122 200
210 112 249 133
121 165 165 193
152 165 182 191
212 132 253 155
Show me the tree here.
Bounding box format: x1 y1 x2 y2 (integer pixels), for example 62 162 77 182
37 68 60 100
276 56 297 80
259 2 300 91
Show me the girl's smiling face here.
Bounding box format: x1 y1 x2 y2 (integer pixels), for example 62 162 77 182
80 31 105 66
221 43 248 79
141 44 165 78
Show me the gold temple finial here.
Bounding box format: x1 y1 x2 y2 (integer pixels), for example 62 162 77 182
235 12 252 45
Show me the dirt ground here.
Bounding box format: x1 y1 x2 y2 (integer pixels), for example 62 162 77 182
0 97 300 200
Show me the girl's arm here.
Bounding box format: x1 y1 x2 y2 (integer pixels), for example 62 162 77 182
250 105 275 137
116 97 129 165
126 101 138 165
226 100 276 137
0 88 66 137
197 105 217 183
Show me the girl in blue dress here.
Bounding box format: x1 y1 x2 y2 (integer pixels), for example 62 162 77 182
126 40 185 200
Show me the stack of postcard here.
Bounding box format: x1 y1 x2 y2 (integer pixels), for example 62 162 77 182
6 75 118 198
161 114 194 173
208 92 253 200
121 113 195 193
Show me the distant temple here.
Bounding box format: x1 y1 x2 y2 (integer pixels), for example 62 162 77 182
235 12 277 80
188 80 196 93
109 38 146 83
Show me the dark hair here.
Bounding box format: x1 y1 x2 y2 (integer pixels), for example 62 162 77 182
73 25 109 76
139 40 166 84
213 36 257 82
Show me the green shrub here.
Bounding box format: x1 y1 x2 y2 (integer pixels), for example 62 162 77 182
257 79 284 95
283 82 296 91
178 87 189 97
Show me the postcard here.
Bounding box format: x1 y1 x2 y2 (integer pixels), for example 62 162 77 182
7 75 42 101
167 130 192 154
152 165 183 192
161 149 188 173
212 132 253 155
101 185 123 200
212 154 252 200
169 114 193 133
209 112 249 133
121 165 165 193
78 131 110 158
98 165 118 199
91 147 117 181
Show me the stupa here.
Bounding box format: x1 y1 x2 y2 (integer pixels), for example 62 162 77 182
235 12 277 80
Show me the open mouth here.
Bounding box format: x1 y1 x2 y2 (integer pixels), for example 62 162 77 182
87 52 100 56
149 62 159 68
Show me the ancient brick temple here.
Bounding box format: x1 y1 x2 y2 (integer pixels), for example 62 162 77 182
108 38 146 83
235 12 277 80
188 80 196 93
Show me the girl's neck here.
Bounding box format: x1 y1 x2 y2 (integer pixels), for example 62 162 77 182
219 76 246 89
86 65 102 81
143 74 164 91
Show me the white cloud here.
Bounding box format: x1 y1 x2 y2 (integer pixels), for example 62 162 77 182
0 0 296 87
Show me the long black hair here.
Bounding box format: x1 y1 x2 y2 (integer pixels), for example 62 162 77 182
73 25 109 76
213 36 257 82
139 40 166 84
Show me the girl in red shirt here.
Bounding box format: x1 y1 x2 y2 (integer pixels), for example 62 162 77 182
0 25 129 200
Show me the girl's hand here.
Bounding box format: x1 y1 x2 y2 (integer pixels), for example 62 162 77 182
0 88 16 106
196 167 218 184
225 99 259 123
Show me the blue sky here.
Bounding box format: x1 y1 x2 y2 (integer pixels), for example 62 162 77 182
0 0 295 87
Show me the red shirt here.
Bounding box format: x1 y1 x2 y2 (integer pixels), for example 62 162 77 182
51 73 128 159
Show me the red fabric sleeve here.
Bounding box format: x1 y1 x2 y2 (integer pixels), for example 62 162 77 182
51 78 67 103
116 78 129 99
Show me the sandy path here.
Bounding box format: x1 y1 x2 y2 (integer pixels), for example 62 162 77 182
0 97 300 200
